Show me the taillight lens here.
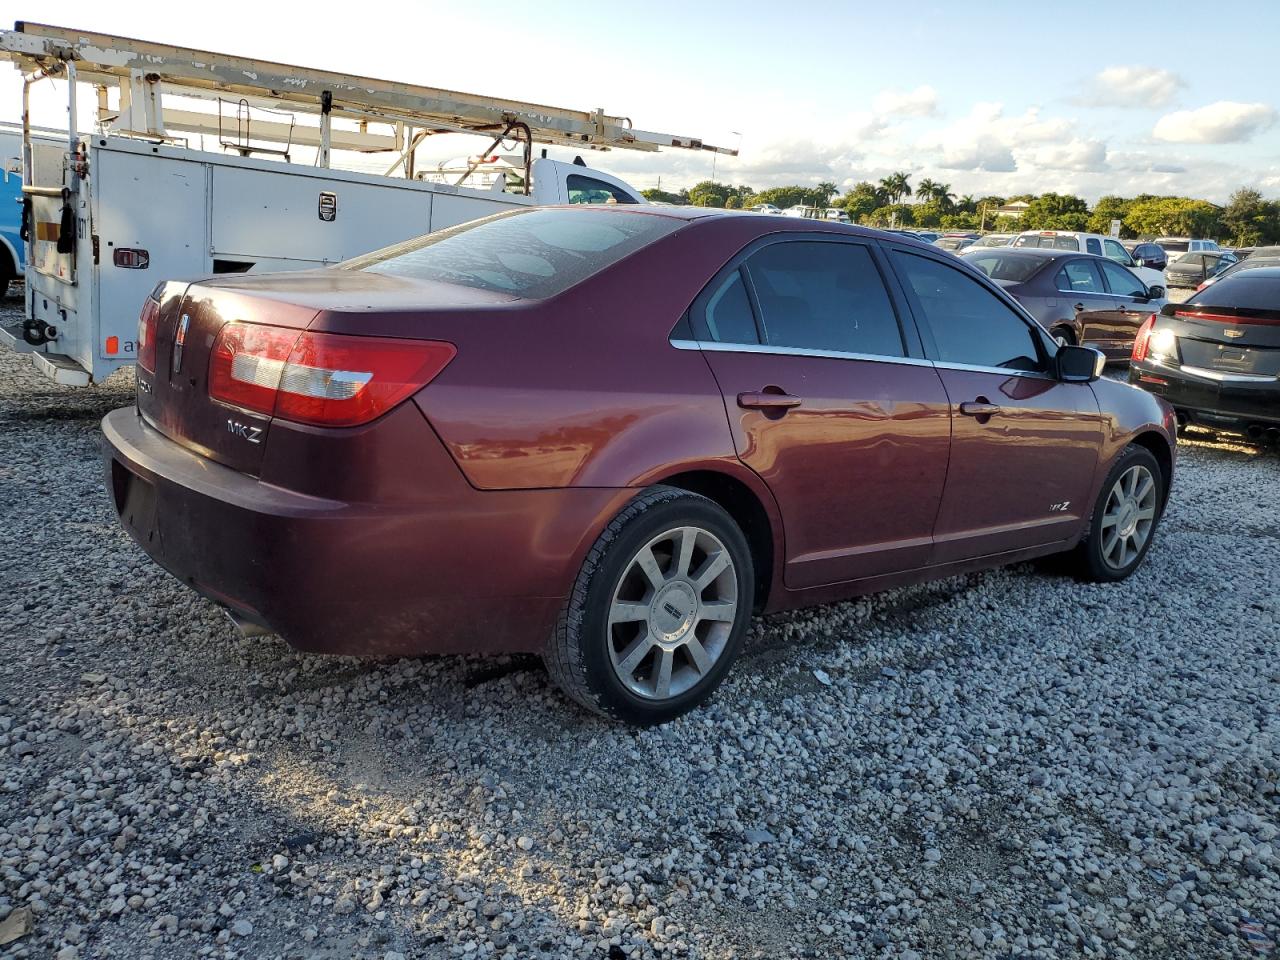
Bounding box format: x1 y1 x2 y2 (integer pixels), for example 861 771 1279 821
209 323 455 427
1132 313 1157 362
137 295 160 373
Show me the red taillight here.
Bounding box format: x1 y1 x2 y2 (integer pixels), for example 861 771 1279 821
137 296 160 373
1132 313 1157 362
209 323 455 427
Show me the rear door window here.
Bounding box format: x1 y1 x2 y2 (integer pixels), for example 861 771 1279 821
892 251 1047 373
1085 238 1102 255
1056 260 1104 294
743 241 906 357
341 208 675 298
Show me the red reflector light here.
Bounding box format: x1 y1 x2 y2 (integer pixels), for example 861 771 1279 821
209 323 456 427
113 248 150 269
105 336 119 355
137 296 160 372
1132 313 1157 362
1138 375 1168 386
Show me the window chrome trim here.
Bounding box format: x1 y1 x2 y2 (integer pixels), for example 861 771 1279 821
669 338 934 367
930 360 1057 380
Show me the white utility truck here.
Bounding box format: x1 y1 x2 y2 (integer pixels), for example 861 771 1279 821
0 22 734 385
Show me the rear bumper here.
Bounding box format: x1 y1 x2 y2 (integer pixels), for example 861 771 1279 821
102 407 631 656
1129 360 1280 429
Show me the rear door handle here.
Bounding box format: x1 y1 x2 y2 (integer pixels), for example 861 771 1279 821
960 400 1000 417
738 391 801 410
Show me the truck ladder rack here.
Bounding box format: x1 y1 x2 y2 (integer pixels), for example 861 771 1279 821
0 21 736 157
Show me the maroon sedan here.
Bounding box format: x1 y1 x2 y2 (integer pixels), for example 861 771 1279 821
104 208 1176 724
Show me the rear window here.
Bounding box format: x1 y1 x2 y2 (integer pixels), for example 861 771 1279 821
963 253 1043 282
340 208 679 299
1188 274 1280 311
1160 240 1189 254
1012 235 1078 251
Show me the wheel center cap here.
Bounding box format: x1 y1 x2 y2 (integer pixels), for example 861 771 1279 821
651 581 696 644
1117 500 1139 537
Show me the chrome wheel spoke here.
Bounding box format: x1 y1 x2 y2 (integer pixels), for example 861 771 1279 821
699 599 736 622
1100 510 1119 529
1135 507 1156 522
1134 473 1155 504
692 551 730 589
652 648 674 699
635 547 666 591
674 527 697 580
609 602 650 625
684 636 713 674
616 634 655 676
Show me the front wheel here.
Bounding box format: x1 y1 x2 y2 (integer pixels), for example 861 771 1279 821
1072 445 1164 581
545 486 754 725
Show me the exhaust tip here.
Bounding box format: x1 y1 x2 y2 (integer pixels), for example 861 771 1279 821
224 608 272 639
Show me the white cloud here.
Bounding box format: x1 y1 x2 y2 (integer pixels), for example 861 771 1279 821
938 139 1016 173
924 104 1074 173
873 85 939 118
1079 66 1184 108
1153 101 1278 144
1029 139 1109 172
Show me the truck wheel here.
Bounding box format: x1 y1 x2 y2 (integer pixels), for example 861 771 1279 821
545 486 754 725
1072 445 1164 582
1051 325 1076 346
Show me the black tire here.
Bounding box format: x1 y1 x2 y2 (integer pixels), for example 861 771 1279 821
1071 444 1164 582
545 486 754 725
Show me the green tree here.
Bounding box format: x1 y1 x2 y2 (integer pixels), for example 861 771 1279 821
837 181 890 222
957 195 976 214
750 185 818 210
1220 188 1280 246
867 203 915 227
1022 193 1090 231
917 178 938 203
641 187 686 204
1086 195 1134 236
879 172 913 205
814 181 839 206
1125 197 1221 239
912 199 945 227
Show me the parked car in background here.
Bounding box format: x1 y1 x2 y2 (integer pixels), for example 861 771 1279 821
1011 230 1166 291
103 206 1176 724
783 204 823 219
911 231 941 243
961 247 1166 360
1155 237 1220 260
934 235 976 252
970 233 1015 248
1128 242 1169 272
1192 246 1280 292
750 203 783 215
824 208 851 223
1164 251 1238 288
1130 266 1280 441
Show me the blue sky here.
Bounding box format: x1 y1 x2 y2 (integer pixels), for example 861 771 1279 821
5 1 1277 202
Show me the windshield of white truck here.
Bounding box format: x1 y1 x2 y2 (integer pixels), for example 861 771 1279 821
340 208 677 298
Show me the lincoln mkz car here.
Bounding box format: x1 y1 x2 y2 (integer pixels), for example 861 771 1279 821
961 247 1166 361
104 208 1177 724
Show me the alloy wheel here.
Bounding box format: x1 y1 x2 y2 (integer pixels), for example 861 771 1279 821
1100 464 1158 570
606 525 739 701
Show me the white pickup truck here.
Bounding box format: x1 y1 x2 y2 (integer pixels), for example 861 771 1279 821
1011 230 1166 291
1 22 734 386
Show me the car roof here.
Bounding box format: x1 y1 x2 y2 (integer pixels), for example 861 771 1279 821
1223 265 1280 279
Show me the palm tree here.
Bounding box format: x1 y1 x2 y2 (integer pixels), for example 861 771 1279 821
917 178 938 205
958 194 976 213
935 182 956 211
879 172 913 205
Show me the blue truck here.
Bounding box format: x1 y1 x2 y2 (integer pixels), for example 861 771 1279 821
0 123 24 296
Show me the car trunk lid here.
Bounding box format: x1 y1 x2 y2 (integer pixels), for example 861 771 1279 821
1166 303 1280 378
136 271 515 477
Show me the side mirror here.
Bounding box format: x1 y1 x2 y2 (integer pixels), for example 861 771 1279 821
1147 284 1166 300
1057 344 1105 383
1135 258 1148 268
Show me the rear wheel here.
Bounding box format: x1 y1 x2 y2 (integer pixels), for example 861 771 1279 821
545 486 754 725
1072 445 1164 581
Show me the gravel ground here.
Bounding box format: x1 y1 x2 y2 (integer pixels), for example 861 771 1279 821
1 285 1277 960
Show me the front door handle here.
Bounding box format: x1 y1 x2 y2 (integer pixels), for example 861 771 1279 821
738 390 801 410
1073 302 1086 312
960 400 1000 418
